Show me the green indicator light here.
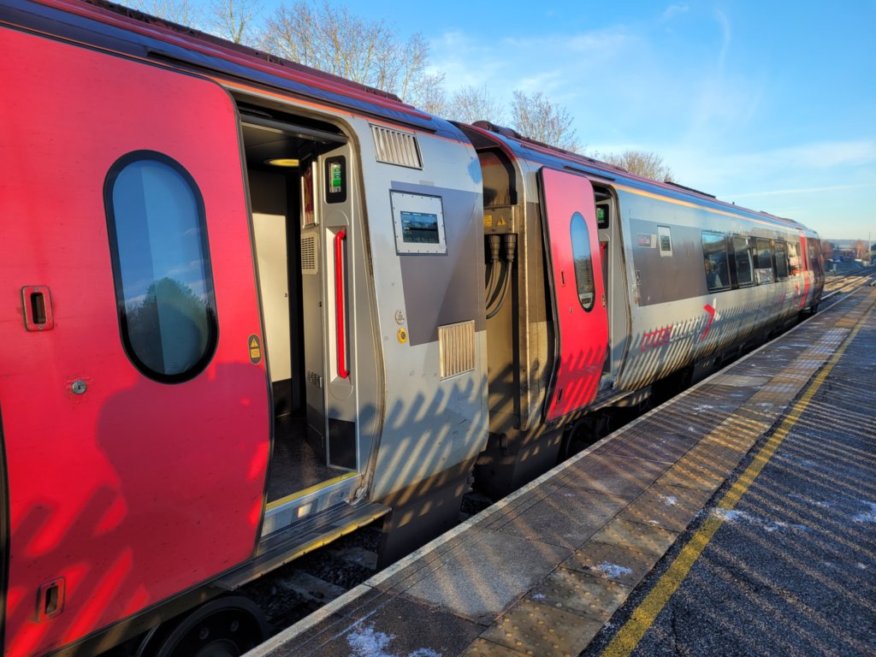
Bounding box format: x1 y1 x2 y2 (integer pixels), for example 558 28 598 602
330 162 343 193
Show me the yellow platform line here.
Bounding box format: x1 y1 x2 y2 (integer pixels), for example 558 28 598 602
601 295 875 657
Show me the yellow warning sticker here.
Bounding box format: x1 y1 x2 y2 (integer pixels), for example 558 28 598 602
248 335 262 364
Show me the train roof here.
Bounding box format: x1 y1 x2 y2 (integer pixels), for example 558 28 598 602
462 121 812 234
1 0 459 138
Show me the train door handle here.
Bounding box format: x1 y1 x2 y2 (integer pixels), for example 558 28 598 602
22 286 54 331
334 229 350 379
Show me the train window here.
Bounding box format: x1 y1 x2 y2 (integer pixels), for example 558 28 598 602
809 239 824 276
775 240 790 279
753 238 775 284
733 236 753 286
702 231 730 292
105 151 217 383
787 241 801 276
570 212 595 311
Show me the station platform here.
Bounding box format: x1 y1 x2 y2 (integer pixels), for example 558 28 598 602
247 286 876 657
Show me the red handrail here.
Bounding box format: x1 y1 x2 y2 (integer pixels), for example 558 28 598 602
334 229 349 379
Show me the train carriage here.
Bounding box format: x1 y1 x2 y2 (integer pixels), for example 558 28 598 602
1 2 487 655
0 2 823 656
457 121 823 496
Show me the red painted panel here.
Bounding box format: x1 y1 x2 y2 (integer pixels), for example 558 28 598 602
799 235 812 308
0 28 269 657
539 168 609 422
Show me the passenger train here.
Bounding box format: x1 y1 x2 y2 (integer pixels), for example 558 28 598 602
0 1 824 655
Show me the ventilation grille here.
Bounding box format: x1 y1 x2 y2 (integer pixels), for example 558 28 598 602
371 125 422 169
438 320 476 379
301 233 318 274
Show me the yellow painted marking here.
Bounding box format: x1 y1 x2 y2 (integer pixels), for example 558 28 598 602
601 297 875 657
265 472 358 511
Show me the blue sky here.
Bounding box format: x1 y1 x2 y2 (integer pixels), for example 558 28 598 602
354 0 875 242
224 1 876 241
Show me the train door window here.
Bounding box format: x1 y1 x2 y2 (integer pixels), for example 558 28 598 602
105 151 217 382
775 240 790 279
753 237 775 284
809 239 824 276
701 231 730 292
787 240 801 276
570 212 595 311
732 236 753 286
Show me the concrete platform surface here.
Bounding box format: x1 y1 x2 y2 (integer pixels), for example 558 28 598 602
247 286 876 657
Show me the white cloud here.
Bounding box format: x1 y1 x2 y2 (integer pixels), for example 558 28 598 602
661 3 690 22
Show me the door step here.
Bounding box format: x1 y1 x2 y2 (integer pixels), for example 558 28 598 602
218 501 390 589
262 472 360 537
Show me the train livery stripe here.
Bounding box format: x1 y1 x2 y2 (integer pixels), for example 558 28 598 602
600 292 875 657
613 183 797 229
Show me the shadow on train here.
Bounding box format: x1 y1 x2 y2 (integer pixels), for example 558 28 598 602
3 295 817 656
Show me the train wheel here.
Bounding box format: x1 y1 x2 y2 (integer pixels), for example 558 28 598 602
151 597 268 657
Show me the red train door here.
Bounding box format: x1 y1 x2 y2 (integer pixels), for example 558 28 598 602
0 28 269 656
539 168 609 422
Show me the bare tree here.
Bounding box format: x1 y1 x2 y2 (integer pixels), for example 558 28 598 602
209 0 261 44
599 150 674 182
117 0 203 28
260 1 438 106
410 76 450 116
821 241 834 261
446 85 505 125
510 90 579 152
853 239 868 260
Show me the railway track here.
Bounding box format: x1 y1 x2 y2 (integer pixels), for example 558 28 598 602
823 266 875 299
230 270 876 651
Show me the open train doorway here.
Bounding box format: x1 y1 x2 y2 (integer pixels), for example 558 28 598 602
238 104 358 515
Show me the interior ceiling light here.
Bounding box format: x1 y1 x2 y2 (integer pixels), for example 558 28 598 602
266 158 300 167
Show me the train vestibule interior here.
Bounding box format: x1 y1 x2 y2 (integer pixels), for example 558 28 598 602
238 103 355 507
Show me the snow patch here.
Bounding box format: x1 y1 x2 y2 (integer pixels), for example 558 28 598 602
531 592 546 601
788 493 832 509
712 508 809 533
595 562 634 579
662 495 678 506
852 501 876 524
346 625 441 657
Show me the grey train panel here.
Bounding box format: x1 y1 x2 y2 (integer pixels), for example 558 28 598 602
394 182 485 346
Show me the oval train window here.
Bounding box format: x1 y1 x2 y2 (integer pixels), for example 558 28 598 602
105 151 217 382
570 211 595 311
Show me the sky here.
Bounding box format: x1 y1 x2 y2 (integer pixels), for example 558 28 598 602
193 1 876 241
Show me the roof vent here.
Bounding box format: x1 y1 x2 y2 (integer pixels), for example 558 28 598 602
371 125 422 169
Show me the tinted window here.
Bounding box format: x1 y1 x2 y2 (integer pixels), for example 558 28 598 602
105 152 217 382
570 212 595 311
775 240 789 279
753 238 775 284
733 236 753 286
702 231 730 292
809 239 824 276
788 240 801 275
